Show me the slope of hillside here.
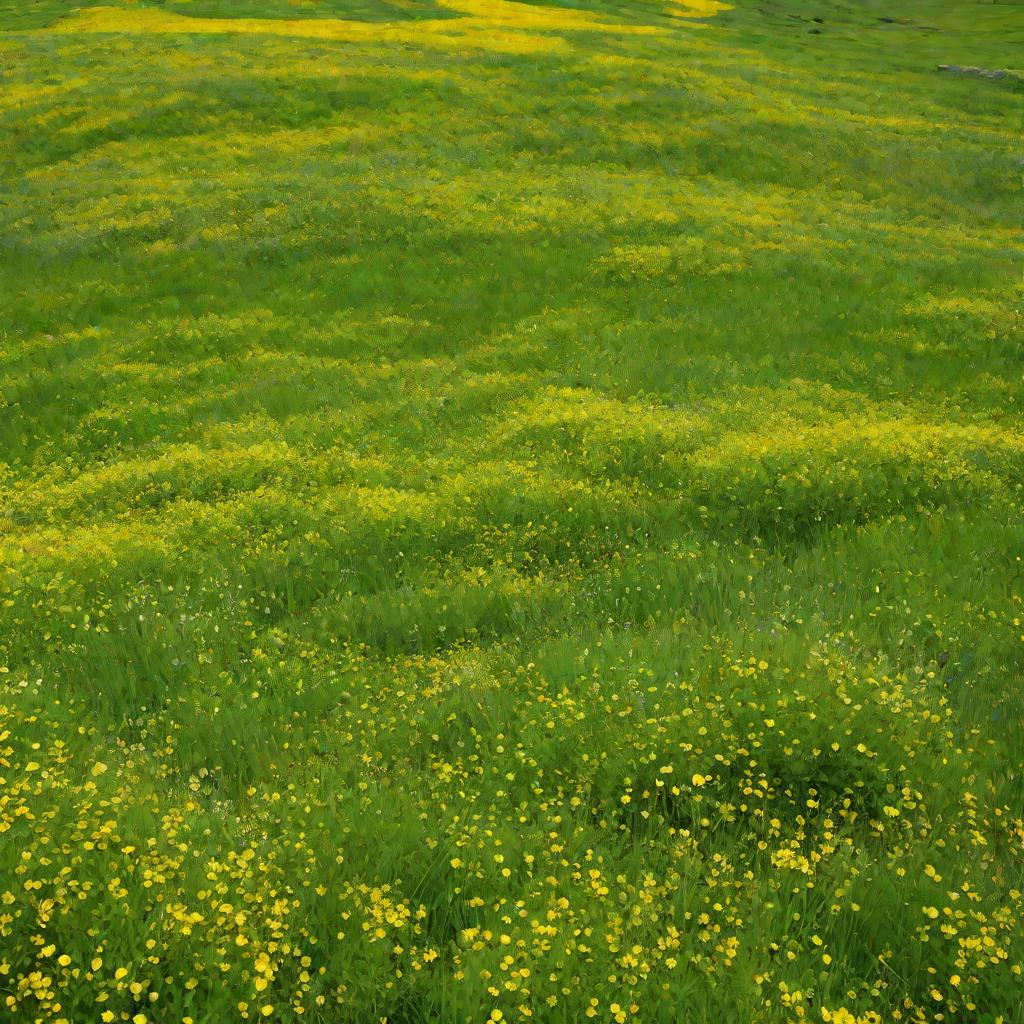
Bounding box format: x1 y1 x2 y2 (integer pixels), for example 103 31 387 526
1 2 1023 1021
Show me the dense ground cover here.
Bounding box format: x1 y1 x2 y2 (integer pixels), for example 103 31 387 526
1 0 1023 1021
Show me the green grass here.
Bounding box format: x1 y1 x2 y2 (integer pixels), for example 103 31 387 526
1 1 1023 1022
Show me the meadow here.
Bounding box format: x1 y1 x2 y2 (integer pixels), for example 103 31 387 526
1 0 1023 1021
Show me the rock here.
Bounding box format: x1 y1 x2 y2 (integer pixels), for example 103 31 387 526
937 64 1012 80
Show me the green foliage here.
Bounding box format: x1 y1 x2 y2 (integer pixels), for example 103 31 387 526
1 1 1023 1022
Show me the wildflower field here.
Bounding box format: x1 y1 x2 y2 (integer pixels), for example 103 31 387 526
1 0 1023 1021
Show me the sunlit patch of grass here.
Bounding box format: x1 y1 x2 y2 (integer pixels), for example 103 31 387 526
48 0 674 56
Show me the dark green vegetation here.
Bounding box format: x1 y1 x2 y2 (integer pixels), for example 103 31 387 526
1 1 1023 1022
